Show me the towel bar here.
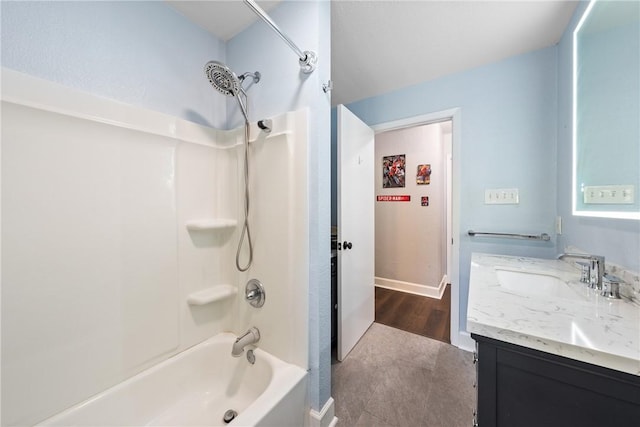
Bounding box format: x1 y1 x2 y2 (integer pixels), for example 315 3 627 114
468 230 551 241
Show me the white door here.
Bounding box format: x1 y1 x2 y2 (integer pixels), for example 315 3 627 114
337 105 375 361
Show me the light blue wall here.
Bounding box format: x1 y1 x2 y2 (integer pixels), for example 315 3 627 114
1 0 226 128
3 0 333 413
227 1 332 410
342 0 639 338
557 1 640 272
347 46 559 332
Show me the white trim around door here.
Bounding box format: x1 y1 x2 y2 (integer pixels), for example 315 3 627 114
371 108 468 350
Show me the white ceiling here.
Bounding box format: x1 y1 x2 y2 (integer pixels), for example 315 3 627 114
168 1 578 106
167 1 283 41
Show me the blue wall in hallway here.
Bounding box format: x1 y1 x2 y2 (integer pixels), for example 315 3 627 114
346 46 559 333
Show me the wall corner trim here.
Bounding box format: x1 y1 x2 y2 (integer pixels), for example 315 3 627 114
309 397 338 427
456 331 476 353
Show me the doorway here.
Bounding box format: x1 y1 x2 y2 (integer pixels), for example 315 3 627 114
371 108 461 348
374 121 451 295
373 119 452 343
331 107 463 358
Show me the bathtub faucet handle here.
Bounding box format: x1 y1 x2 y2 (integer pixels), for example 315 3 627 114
232 327 261 357
245 279 266 308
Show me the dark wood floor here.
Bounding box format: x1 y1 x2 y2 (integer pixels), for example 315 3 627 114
375 285 451 344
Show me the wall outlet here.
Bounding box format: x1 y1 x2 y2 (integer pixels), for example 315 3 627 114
485 188 519 204
583 185 635 204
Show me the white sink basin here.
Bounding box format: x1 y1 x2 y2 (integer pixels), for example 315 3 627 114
495 268 584 300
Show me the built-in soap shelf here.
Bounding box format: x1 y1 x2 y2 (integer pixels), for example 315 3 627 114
187 285 237 306
185 218 237 231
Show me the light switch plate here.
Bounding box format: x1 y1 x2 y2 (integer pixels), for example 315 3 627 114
583 185 635 204
485 188 519 204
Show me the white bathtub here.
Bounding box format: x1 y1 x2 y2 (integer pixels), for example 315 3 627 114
38 333 308 426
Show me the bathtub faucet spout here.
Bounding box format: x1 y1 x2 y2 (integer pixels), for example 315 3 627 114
232 327 260 357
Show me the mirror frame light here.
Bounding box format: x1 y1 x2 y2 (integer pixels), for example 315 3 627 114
571 0 640 220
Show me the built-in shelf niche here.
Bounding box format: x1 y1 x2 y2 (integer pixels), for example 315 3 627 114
186 285 237 305
185 219 237 231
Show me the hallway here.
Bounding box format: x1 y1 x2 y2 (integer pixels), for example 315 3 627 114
375 285 451 344
332 323 475 427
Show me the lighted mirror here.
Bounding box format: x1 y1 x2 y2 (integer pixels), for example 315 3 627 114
573 0 640 219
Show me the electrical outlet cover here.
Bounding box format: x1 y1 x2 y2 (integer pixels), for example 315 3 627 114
485 188 519 205
583 185 634 204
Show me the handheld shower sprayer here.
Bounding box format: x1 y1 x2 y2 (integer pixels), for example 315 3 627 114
204 60 261 272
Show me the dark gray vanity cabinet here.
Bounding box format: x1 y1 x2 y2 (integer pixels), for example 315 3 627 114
471 334 640 427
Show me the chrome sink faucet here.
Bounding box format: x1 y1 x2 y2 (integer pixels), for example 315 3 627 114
232 327 260 357
557 253 605 290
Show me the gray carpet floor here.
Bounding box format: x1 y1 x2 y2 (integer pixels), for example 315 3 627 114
331 323 476 427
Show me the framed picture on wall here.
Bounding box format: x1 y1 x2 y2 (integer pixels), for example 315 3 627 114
417 164 431 185
382 154 406 188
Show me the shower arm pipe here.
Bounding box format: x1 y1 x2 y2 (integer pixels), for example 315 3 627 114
243 0 318 73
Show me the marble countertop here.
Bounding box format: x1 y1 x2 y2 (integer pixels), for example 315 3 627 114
467 253 640 376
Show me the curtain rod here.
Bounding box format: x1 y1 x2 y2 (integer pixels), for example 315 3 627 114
244 0 317 73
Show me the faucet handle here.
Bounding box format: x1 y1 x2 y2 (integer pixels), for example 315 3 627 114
576 261 591 284
601 273 622 299
245 279 266 308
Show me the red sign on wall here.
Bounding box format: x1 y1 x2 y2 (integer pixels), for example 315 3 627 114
376 195 411 202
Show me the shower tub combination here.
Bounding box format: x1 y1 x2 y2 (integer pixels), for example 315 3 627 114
39 333 307 426
2 67 309 426
4 0 317 424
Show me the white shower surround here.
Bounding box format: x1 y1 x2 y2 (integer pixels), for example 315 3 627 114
1 68 309 426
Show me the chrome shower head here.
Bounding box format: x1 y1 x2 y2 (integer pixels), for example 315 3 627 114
204 60 240 97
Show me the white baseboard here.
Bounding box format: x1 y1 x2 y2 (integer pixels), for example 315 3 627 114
375 275 446 299
455 331 476 352
309 397 337 427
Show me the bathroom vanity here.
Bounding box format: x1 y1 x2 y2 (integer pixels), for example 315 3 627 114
467 253 640 426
